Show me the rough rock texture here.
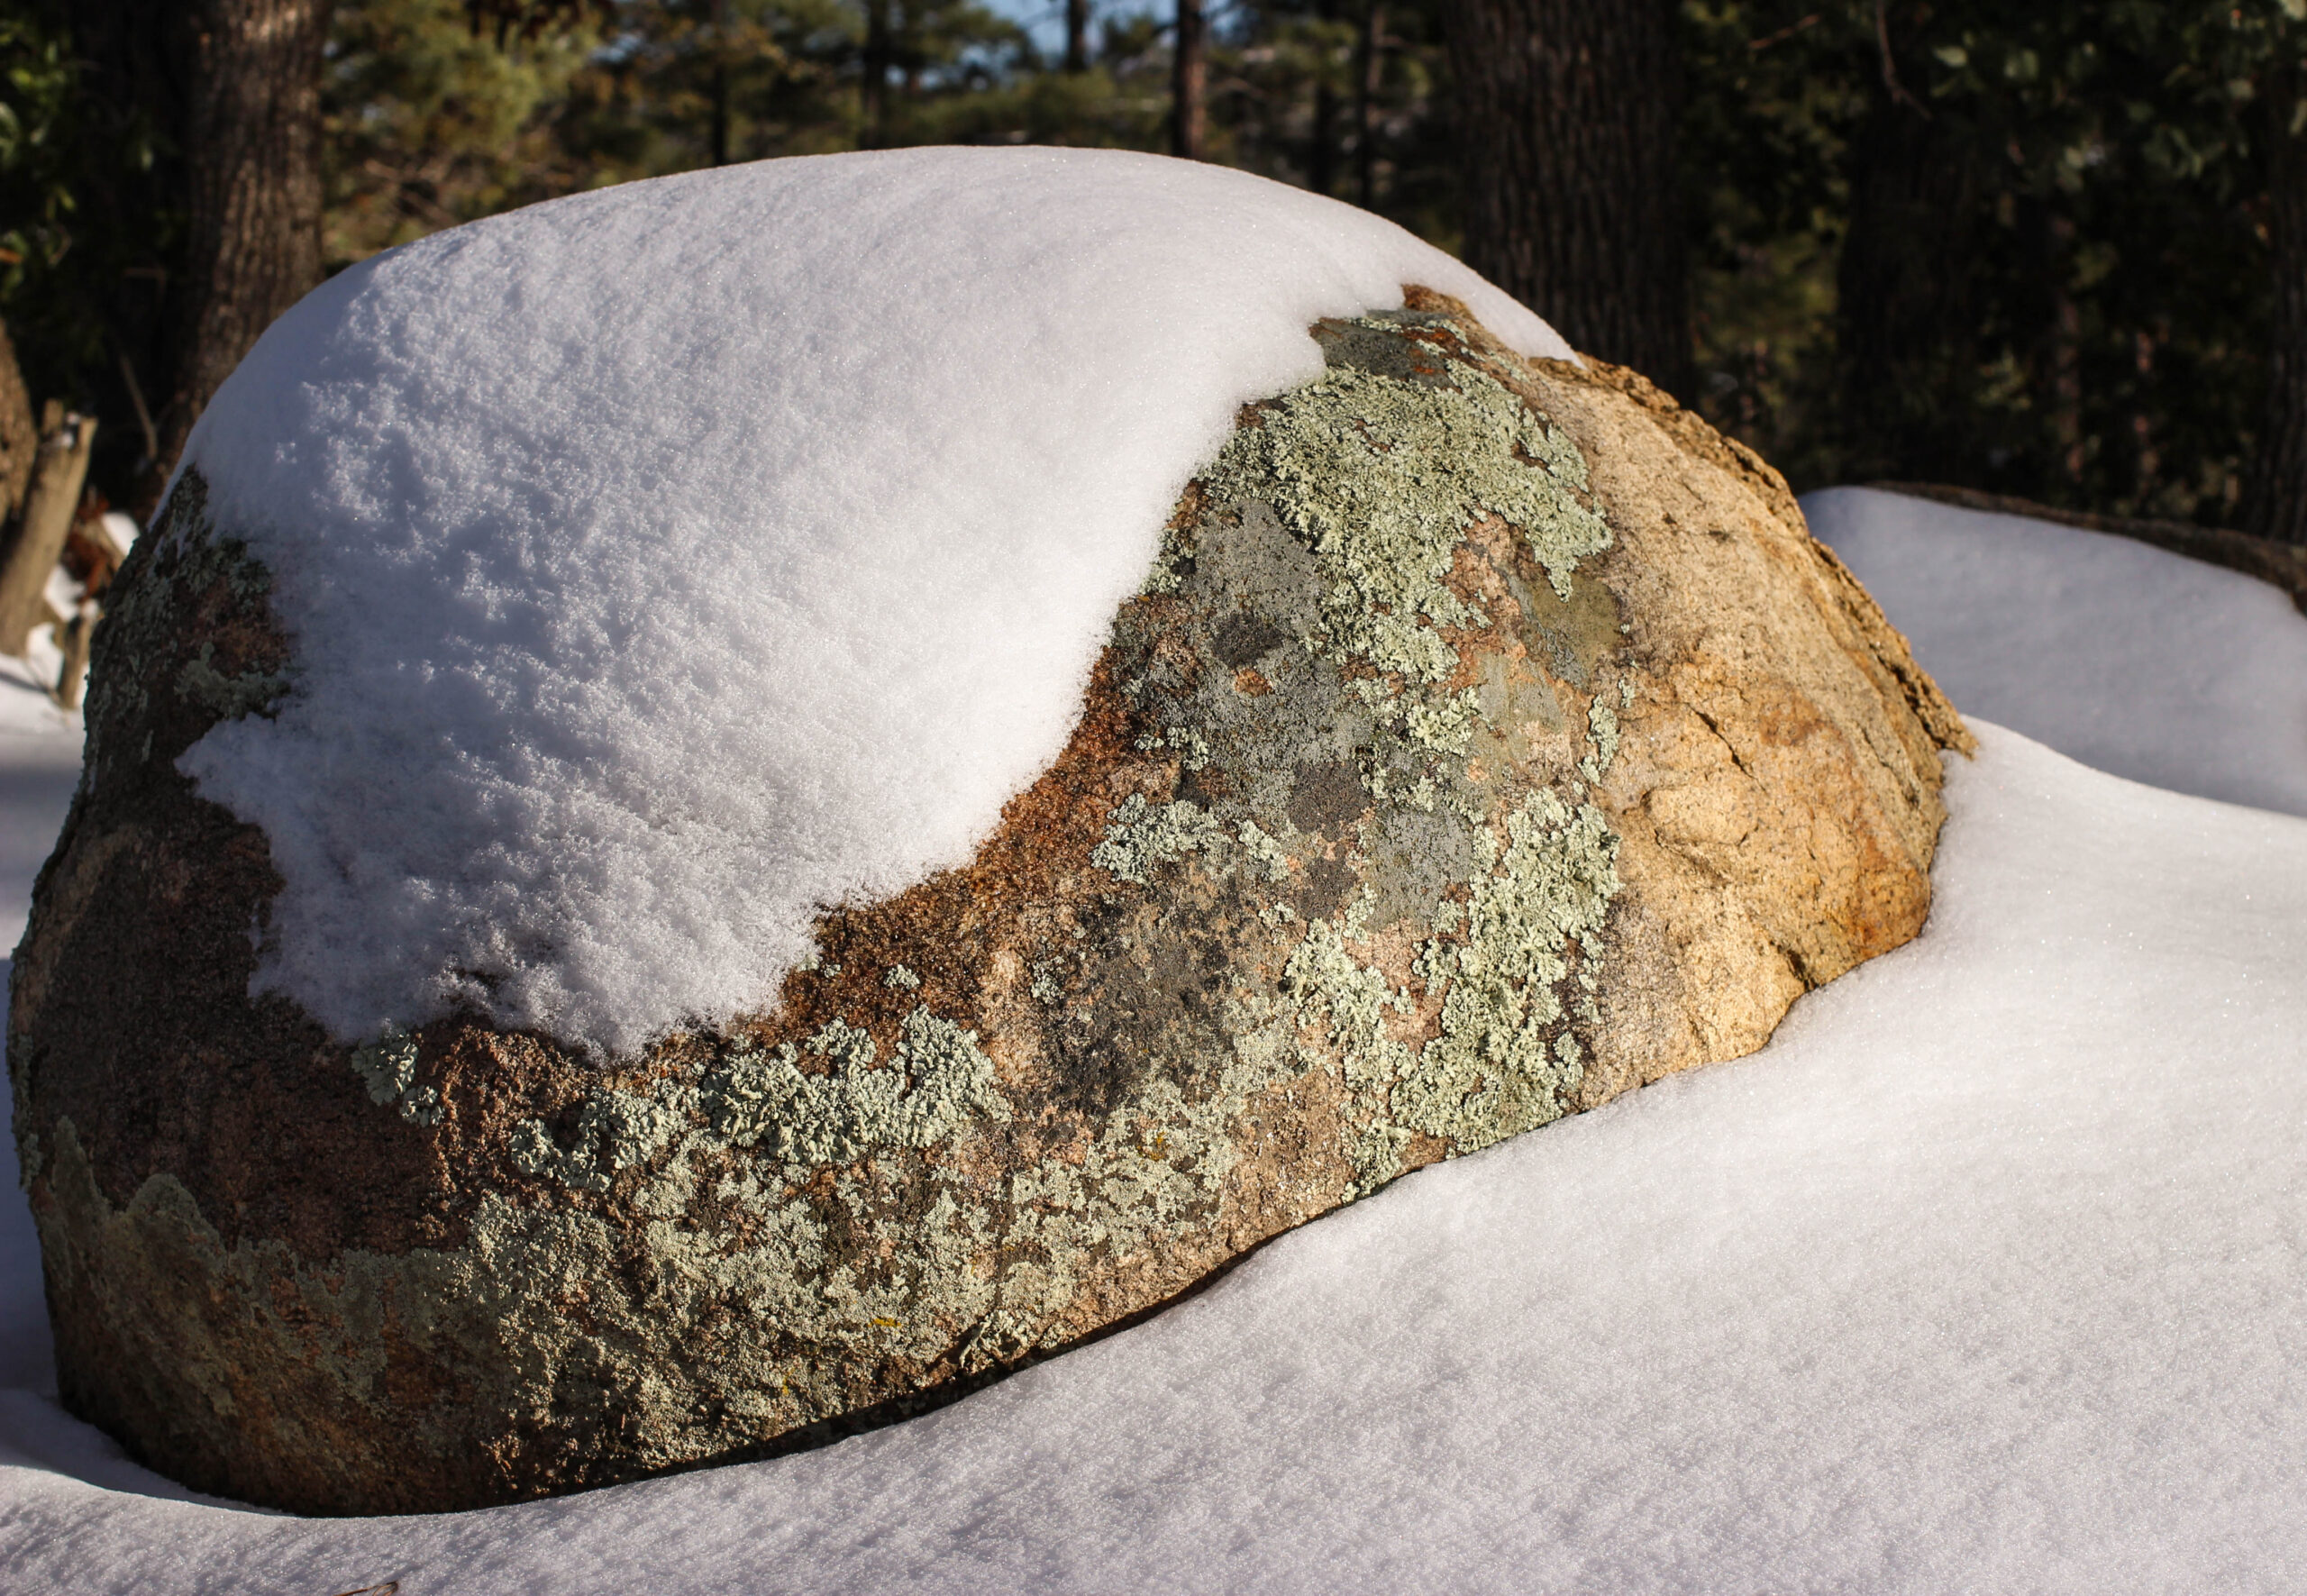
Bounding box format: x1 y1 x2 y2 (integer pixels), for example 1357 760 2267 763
9 293 1968 1516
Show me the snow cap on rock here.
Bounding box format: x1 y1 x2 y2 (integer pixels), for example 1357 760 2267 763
174 146 1573 1056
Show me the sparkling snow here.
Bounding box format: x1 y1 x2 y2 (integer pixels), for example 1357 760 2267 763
4 722 2304 1591
4 496 2306 1590
171 147 1573 1057
1806 485 2307 816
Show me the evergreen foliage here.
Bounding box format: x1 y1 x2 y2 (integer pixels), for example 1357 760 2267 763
2 0 2300 528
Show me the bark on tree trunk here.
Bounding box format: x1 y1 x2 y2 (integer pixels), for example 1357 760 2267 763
2247 54 2307 547
1441 0 1691 399
1309 0 1339 198
709 0 732 167
0 322 37 524
48 2 176 514
1172 0 1207 160
1354 0 1383 209
862 0 892 146
1833 36 1982 487
132 0 330 517
54 599 98 711
0 410 96 657
1065 0 1090 72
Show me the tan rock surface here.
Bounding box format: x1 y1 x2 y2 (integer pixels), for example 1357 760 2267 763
10 292 1966 1514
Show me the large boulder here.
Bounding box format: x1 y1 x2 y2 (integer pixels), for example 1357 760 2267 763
11 290 1966 1515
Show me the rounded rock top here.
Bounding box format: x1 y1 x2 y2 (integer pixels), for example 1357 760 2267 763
15 158 1967 1515
169 147 1574 1058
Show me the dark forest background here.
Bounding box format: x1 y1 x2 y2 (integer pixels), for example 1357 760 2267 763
3 0 2303 543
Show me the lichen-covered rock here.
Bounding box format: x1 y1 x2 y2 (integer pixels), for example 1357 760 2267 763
8 292 1967 1515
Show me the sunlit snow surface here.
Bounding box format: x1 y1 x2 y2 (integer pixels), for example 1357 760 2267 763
11 463 2307 1581
1807 486 2307 816
171 148 1572 1056
4 720 2304 1591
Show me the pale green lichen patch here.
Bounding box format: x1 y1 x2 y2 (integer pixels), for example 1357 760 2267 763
1282 895 1414 1088
511 1001 1011 1197
1135 725 1216 771
349 1024 441 1123
350 1024 419 1106
1277 762 1624 1192
76 473 298 798
1393 790 1621 1145
884 964 921 990
707 1005 1008 1167
174 644 292 721
509 1088 685 1192
1199 350 1611 688
1581 700 1621 782
1235 819 1291 883
1090 793 1224 885
804 1016 876 1072
1121 312 1641 1199
1404 687 1485 754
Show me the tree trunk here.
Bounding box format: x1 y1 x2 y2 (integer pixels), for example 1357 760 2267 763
54 598 98 711
862 0 892 146
0 321 37 524
709 0 732 167
1172 0 1207 160
2248 54 2307 546
1441 0 1691 399
0 410 96 657
1065 0 1090 72
1831 5 1986 486
1309 0 1339 197
1354 0 1383 209
127 0 331 517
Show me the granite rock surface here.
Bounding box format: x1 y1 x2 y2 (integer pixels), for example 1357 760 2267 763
8 292 1967 1514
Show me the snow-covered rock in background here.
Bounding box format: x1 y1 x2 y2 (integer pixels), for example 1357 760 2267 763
94 514 135 566
1806 485 2307 817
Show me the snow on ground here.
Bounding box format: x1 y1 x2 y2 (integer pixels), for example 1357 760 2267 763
2 719 2302 1592
0 647 79 954
5 485 2307 1586
176 147 1572 1058
5 451 2305 1582
1806 485 2307 816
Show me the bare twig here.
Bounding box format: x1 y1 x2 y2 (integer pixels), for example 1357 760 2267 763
1874 0 1929 118
116 351 160 468
1747 13 1819 52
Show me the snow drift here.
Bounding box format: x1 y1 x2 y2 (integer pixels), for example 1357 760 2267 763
1806 486 2307 817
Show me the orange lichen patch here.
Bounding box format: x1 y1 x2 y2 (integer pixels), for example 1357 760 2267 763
1232 667 1272 697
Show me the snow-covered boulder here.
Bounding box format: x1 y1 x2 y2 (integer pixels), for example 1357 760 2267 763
6 152 1966 1515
